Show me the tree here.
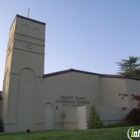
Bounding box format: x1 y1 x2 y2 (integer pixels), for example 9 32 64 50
119 93 140 125
116 56 140 78
124 108 140 125
119 93 140 108
89 105 103 129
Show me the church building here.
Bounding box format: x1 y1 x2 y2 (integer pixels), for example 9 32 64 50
0 15 140 132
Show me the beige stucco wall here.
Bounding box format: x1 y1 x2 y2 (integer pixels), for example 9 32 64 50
125 78 140 109
1 19 17 126
97 77 130 125
101 77 129 107
12 16 45 77
95 106 129 126
2 15 46 132
41 72 102 130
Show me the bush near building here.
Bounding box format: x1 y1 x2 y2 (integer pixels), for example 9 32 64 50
89 105 103 129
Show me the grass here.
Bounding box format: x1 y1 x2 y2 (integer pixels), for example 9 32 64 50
0 126 140 140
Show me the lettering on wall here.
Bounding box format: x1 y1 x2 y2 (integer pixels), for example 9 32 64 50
55 96 90 107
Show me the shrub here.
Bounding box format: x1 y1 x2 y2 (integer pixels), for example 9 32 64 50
89 105 103 129
0 119 4 132
107 108 140 128
107 120 131 128
124 108 140 125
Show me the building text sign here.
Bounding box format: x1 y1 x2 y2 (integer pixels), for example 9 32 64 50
55 96 90 107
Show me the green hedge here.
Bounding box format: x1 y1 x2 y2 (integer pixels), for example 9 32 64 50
107 120 131 128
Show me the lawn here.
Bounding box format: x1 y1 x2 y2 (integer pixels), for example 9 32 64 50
0 126 139 140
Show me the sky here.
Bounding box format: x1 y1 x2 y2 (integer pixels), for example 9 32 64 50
0 0 140 90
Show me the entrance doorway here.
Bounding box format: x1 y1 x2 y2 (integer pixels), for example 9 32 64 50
44 103 53 130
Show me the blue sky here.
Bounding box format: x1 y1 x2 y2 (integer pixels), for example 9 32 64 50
0 0 140 90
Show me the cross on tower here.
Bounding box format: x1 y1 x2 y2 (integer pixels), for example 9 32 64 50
27 8 30 18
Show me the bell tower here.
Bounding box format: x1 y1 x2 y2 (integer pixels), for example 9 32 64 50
2 15 45 132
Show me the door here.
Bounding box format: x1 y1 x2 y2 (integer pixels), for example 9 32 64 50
44 103 53 130
77 106 87 129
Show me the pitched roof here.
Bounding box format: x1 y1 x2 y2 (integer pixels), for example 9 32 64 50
43 68 125 79
0 91 2 100
101 74 125 78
